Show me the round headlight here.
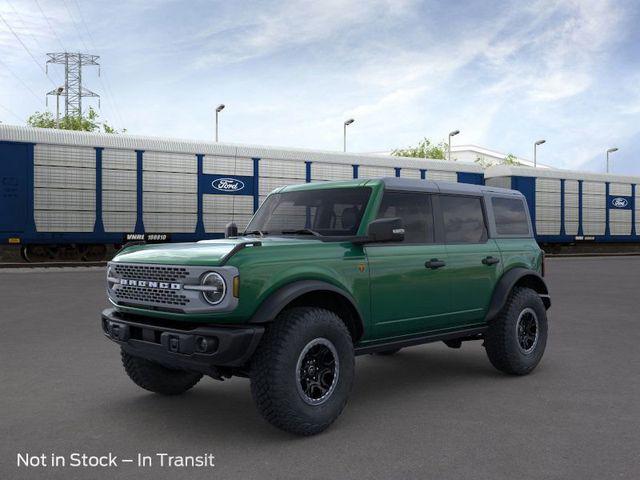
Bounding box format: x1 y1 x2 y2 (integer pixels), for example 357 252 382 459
106 266 116 290
201 272 226 305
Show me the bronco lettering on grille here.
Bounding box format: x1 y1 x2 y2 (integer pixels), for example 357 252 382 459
119 279 182 290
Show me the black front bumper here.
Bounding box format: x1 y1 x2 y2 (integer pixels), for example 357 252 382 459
101 308 264 374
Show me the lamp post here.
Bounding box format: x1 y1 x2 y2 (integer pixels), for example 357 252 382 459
533 139 546 167
343 118 354 152
448 130 460 161
55 86 64 128
606 147 618 173
215 104 225 142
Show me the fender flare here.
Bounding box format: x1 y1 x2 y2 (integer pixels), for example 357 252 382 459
249 280 365 336
485 268 551 322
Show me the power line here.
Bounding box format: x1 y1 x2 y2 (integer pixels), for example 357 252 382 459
0 57 43 103
61 0 90 52
0 102 24 123
0 12 57 87
33 0 67 53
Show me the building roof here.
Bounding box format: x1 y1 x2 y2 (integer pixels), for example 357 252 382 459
485 164 640 185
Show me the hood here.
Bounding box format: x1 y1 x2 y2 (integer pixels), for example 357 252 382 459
112 236 323 266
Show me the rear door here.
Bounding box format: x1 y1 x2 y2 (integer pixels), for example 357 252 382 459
439 194 502 326
365 190 452 339
0 142 28 232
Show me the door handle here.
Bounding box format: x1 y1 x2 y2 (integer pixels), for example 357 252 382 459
482 256 500 266
425 259 446 269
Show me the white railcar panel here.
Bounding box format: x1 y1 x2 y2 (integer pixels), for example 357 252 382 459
582 222 605 235
103 190 136 212
564 192 579 209
400 168 421 179
564 179 579 194
582 194 605 209
565 221 579 235
34 210 94 232
535 190 561 208
204 214 253 233
609 209 632 235
203 195 254 215
358 165 395 178
103 169 136 192
144 151 196 173
564 206 579 224
144 192 197 213
143 171 197 193
427 170 457 182
35 188 95 211
104 212 136 232
259 159 306 179
259 177 304 197
535 221 560 235
102 149 136 170
34 165 96 190
582 181 606 195
609 183 632 196
535 205 561 222
485 177 511 189
203 156 253 176
535 178 561 193
311 162 353 181
582 209 606 222
144 213 197 232
34 144 95 169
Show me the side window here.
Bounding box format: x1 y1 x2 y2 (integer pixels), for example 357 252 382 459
491 197 530 236
440 195 487 244
376 191 434 243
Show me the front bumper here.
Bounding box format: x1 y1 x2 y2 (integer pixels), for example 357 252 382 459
101 308 264 374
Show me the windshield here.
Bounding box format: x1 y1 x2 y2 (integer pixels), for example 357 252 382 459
245 187 372 237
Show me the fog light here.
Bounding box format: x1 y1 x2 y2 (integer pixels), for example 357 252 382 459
196 336 208 353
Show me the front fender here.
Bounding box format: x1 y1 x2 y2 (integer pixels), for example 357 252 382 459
485 268 550 322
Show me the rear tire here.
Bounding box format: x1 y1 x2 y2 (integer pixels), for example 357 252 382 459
485 287 548 375
121 349 202 395
250 307 355 436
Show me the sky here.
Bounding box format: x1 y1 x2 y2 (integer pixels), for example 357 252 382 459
0 0 639 174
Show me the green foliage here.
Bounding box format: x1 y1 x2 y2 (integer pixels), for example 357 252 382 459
391 138 449 160
475 152 522 168
27 107 125 134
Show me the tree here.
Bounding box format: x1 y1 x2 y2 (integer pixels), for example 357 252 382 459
27 107 125 133
475 152 522 168
392 138 449 160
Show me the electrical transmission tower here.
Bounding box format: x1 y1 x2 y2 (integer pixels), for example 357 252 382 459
46 53 100 118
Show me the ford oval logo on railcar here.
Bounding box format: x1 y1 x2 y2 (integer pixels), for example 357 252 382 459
212 178 245 192
611 197 629 208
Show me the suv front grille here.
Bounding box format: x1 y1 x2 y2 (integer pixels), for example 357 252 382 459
116 285 190 306
113 264 189 283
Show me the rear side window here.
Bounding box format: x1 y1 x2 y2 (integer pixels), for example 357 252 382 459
440 195 487 244
377 191 434 243
492 197 530 236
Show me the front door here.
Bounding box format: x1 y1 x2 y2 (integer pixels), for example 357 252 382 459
438 194 503 326
366 191 452 340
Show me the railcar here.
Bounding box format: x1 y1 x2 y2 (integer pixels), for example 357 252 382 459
485 165 640 248
0 125 484 261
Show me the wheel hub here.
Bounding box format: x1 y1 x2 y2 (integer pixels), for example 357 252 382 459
516 307 539 354
296 338 339 406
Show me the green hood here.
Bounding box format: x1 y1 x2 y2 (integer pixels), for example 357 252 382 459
112 236 323 266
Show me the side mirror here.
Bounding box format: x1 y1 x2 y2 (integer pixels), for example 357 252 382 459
365 217 405 243
225 222 238 238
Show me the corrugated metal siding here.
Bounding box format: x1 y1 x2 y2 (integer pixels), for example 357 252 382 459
358 165 395 178
427 170 457 182
400 168 421 179
564 180 579 235
203 195 254 232
484 176 511 189
535 178 561 235
311 162 353 181
102 149 136 232
33 144 96 232
582 181 605 235
203 155 253 176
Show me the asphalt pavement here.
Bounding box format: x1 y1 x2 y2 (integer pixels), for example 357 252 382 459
1 257 639 479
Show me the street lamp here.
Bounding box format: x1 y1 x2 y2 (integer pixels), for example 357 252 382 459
215 104 225 142
533 139 546 167
343 118 355 152
448 130 460 161
606 147 618 173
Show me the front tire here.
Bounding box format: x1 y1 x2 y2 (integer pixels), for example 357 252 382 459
121 349 202 395
250 307 355 436
485 287 548 375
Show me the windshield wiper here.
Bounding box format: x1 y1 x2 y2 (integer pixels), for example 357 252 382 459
281 228 323 237
243 230 267 237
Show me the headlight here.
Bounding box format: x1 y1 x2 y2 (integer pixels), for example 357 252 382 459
201 272 226 305
106 266 117 290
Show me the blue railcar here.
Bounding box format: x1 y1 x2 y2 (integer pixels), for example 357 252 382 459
485 165 640 245
0 125 484 260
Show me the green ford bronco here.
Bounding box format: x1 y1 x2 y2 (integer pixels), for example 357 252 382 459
102 177 550 435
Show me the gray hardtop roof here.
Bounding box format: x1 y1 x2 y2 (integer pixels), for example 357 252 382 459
379 177 523 197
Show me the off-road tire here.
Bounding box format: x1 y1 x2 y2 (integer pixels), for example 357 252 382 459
375 347 402 356
121 349 202 395
250 307 355 436
485 287 548 375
